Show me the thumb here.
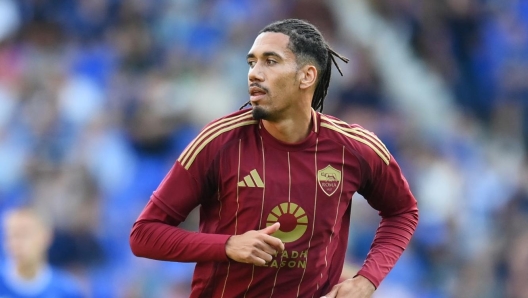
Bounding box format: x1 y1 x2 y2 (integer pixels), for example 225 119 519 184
260 222 280 235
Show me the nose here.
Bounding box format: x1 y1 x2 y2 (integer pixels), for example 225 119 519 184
248 62 264 83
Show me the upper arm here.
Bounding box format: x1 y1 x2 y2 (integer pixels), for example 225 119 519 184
136 200 182 226
350 128 416 217
150 159 214 222
359 154 417 217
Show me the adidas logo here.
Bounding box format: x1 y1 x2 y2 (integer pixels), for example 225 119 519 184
238 169 264 188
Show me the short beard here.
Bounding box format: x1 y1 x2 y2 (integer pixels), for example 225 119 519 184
252 106 270 120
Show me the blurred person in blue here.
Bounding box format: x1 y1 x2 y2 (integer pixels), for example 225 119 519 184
0 206 85 298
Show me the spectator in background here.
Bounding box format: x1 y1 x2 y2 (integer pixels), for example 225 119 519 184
0 206 85 298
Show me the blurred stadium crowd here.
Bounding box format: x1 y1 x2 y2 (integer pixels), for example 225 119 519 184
0 0 527 297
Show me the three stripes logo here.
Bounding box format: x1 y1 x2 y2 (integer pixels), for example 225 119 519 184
238 169 264 188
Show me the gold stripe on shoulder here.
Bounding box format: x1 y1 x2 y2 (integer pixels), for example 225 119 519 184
322 115 390 154
182 120 257 170
320 121 390 165
351 127 390 155
322 116 390 156
311 109 318 133
320 116 390 161
178 111 252 165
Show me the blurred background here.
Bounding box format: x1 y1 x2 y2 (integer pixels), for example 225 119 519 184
0 0 527 297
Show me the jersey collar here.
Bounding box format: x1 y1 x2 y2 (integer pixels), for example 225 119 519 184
258 109 320 151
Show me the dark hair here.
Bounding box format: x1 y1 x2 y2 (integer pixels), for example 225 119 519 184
240 19 349 112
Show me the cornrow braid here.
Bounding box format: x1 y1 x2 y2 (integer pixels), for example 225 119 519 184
312 46 349 112
240 19 349 112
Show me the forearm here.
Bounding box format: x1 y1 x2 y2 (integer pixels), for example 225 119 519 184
129 200 231 262
130 220 230 262
357 209 419 288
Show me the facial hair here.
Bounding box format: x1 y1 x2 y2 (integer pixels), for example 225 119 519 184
248 82 272 120
252 105 270 120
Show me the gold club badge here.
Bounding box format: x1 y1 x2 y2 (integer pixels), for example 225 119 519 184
317 165 342 196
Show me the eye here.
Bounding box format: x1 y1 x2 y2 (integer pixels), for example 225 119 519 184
247 60 256 68
266 59 276 66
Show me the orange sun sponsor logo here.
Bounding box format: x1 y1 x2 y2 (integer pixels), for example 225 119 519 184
317 165 342 196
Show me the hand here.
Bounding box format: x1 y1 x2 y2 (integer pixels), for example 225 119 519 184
321 275 375 298
225 222 285 266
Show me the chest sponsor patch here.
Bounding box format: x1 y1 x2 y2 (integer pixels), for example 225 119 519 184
267 202 308 243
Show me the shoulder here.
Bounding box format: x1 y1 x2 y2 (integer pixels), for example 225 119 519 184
318 113 391 165
206 108 257 129
178 109 258 170
0 264 85 298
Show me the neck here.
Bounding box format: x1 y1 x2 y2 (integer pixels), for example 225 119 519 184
16 260 44 280
262 105 313 143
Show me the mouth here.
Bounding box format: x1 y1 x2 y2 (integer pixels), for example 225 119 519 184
249 85 267 102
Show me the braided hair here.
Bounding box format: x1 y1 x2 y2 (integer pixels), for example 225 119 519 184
240 19 349 112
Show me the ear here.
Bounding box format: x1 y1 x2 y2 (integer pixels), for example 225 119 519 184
298 64 318 90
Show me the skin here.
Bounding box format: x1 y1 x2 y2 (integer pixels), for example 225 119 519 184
321 275 376 298
3 209 52 280
225 32 376 297
225 222 284 266
246 32 317 143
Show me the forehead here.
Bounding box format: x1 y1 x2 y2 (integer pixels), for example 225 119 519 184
5 211 41 229
248 32 293 57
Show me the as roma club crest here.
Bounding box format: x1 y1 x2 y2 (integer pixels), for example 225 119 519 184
317 165 342 196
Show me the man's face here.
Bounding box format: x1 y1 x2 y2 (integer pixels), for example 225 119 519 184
3 211 51 266
247 32 301 120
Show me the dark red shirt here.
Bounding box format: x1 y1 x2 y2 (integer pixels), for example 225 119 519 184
130 109 418 297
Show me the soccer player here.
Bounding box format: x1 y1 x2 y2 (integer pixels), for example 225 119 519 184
0 207 85 298
130 19 419 298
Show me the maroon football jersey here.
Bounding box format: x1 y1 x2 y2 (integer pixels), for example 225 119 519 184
131 109 418 297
